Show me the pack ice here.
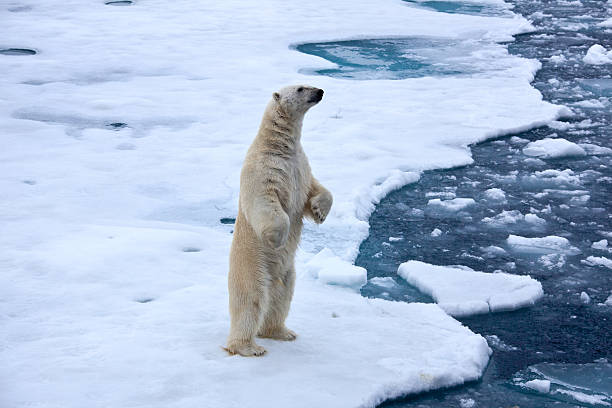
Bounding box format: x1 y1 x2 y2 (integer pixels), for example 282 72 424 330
1 0 569 406
397 261 543 317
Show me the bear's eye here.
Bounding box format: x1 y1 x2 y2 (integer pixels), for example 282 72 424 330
297 87 303 92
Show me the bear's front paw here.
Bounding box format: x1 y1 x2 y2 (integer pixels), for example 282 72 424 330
261 213 290 248
310 193 332 224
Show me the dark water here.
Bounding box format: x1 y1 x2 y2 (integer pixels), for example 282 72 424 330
298 0 612 406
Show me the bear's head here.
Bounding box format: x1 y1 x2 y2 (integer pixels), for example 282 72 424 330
272 85 324 116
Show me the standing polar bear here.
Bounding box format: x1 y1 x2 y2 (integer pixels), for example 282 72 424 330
226 85 333 357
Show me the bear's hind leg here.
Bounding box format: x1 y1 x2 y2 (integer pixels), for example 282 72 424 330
258 266 297 341
226 264 268 356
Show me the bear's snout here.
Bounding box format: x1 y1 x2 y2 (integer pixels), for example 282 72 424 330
310 88 324 103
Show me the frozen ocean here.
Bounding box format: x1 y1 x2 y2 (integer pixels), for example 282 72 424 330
1 0 610 407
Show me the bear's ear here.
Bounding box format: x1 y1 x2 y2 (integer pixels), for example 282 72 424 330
273 92 280 102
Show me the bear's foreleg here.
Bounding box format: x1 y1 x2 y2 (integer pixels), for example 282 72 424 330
245 195 290 249
305 178 333 224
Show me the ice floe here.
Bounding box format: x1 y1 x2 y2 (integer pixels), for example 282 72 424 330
523 138 587 159
506 235 581 255
583 44 612 65
397 261 543 317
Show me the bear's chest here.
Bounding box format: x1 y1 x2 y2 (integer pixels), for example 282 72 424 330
284 150 311 217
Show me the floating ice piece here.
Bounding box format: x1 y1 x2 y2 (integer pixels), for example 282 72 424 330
580 143 612 156
482 245 508 256
592 239 610 251
397 261 543 317
605 294 612 306
305 248 367 289
599 17 612 28
555 389 611 406
581 256 612 269
431 228 443 237
369 276 398 288
522 169 582 189
482 210 545 228
459 398 476 408
524 379 551 393
483 188 507 202
523 138 587 159
427 197 476 212
583 44 612 65
580 292 591 304
506 235 581 255
485 334 518 351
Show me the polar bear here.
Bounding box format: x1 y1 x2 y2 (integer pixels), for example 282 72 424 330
226 85 333 357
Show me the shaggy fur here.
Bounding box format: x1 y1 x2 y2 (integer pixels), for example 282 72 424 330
226 85 332 356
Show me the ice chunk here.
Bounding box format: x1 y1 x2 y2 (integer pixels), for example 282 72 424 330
483 188 507 202
369 276 398 288
580 143 612 156
431 228 443 237
397 261 543 317
605 294 612 306
482 210 545 228
524 379 551 393
522 169 582 189
583 44 612 65
427 197 476 212
581 256 612 269
592 239 609 251
523 138 587 159
305 248 367 289
598 17 612 27
580 291 591 304
485 334 518 351
555 389 611 406
507 235 580 255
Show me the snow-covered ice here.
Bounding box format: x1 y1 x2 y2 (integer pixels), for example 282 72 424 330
522 138 587 159
397 261 543 317
583 44 612 65
507 235 581 255
1 0 570 405
304 248 367 290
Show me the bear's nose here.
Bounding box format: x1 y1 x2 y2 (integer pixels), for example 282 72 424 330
317 89 324 98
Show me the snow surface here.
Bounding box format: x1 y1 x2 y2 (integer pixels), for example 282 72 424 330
1 0 569 406
397 261 544 317
507 235 581 255
583 44 612 65
522 138 587 159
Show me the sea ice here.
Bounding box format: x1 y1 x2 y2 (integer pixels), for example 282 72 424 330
483 187 507 202
581 256 612 269
522 138 587 159
0 0 570 405
397 261 543 317
506 235 581 255
482 210 545 229
583 44 612 65
304 248 367 290
427 197 476 212
523 379 551 393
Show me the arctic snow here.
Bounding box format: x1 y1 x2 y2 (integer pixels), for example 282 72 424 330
1 0 568 407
